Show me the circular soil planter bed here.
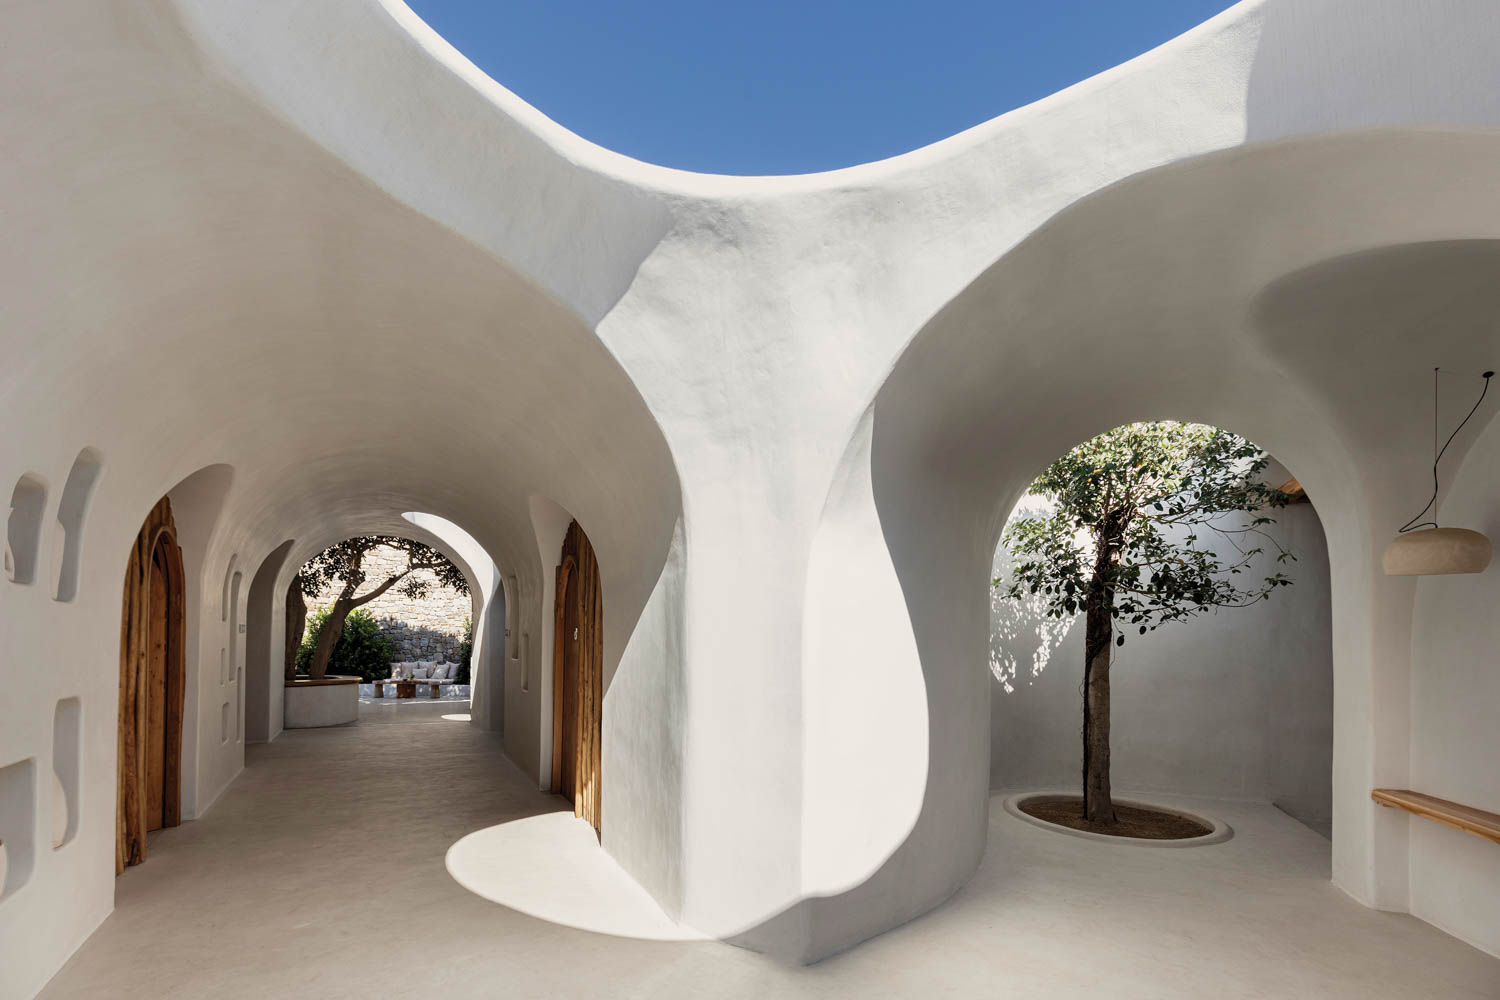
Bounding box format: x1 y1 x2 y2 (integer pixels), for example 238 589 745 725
1003 792 1232 847
284 675 361 729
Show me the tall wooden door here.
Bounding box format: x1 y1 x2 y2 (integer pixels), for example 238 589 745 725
118 496 185 872
145 545 170 831
551 520 602 834
557 565 580 803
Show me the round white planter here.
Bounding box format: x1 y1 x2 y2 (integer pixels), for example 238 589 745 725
284 676 361 728
1002 791 1233 848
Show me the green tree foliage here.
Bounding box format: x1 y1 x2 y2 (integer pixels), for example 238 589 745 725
296 606 396 682
1000 422 1296 633
295 536 468 680
298 536 468 603
455 616 473 685
997 421 1297 824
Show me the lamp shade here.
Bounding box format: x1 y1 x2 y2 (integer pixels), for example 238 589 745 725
1382 527 1492 576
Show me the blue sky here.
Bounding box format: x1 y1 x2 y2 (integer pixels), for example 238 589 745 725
406 1 1238 175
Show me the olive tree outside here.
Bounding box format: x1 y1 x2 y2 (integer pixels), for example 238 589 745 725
998 422 1297 826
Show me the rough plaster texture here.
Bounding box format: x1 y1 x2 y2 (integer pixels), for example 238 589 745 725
990 493 1334 835
4 0 1500 993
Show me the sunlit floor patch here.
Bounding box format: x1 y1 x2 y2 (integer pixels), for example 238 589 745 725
441 712 472 722
446 812 707 941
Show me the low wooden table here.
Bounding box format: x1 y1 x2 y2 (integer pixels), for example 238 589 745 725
394 680 417 699
429 682 442 699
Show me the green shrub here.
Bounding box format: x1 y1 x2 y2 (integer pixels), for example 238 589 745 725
295 606 395 682
455 616 473 685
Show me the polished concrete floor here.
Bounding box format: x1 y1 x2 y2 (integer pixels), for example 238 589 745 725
40 704 1500 999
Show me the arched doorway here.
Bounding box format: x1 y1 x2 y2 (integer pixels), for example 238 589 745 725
988 425 1333 839
117 496 186 872
551 520 602 834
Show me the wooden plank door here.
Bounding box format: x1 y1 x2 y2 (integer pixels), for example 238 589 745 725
550 521 603 835
558 565 580 804
118 496 186 872
145 548 169 831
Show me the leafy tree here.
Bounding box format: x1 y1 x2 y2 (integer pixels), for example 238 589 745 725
295 536 468 680
296 607 396 682
454 616 474 685
998 422 1296 826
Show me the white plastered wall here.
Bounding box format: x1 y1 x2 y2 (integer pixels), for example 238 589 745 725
243 540 295 745
403 512 505 735
1408 414 1500 957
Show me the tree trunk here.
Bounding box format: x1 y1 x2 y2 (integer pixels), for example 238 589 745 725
308 596 353 681
1082 603 1115 825
304 547 412 680
1081 515 1121 826
284 576 306 682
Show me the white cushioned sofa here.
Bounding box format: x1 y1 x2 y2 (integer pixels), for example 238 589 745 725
389 660 461 683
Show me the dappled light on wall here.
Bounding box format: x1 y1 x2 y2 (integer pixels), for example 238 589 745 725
991 499 1079 694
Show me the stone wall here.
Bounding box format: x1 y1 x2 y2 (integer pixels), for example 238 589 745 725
304 545 470 662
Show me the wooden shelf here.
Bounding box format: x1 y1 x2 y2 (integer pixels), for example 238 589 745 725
1372 789 1500 846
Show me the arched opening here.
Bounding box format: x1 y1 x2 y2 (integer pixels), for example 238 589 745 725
550 520 602 834
245 540 296 744
117 495 186 871
989 423 1333 840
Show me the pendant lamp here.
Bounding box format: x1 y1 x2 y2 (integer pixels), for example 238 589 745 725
1382 369 1494 576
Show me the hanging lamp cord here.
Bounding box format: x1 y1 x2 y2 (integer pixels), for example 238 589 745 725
1397 369 1495 533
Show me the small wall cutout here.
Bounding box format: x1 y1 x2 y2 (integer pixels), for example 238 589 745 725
6 475 47 585
228 570 243 681
52 448 103 602
220 555 238 622
221 702 231 745
508 576 519 660
0 757 37 902
51 698 81 849
521 632 531 692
